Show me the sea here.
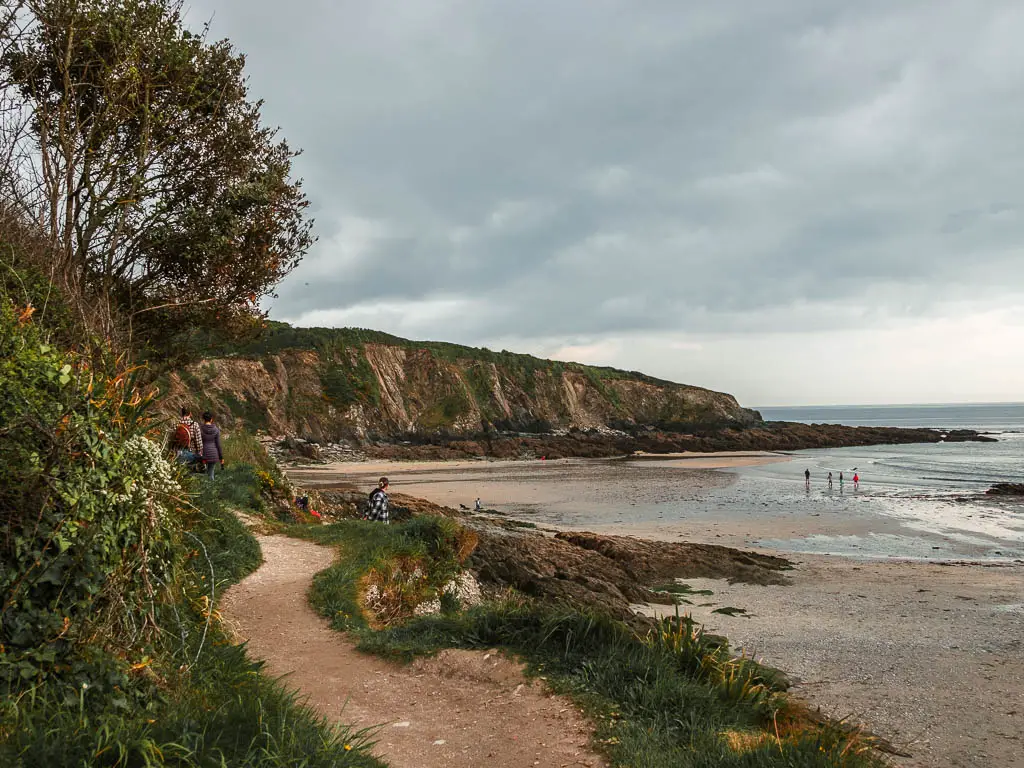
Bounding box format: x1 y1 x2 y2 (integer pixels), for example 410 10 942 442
733 403 1024 560
501 402 1024 562
334 403 1024 563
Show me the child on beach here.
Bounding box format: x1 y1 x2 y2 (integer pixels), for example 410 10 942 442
853 472 860 490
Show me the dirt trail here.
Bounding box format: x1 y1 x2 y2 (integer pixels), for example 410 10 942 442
220 535 606 768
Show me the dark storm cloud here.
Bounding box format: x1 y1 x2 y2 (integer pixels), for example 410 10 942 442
189 0 1024 344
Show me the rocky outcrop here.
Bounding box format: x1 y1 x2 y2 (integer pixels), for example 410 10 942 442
361 421 989 460
285 483 793 623
166 323 990 455
985 483 1024 497
467 525 792 623
163 323 759 441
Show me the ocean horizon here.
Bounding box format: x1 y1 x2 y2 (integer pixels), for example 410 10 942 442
755 402 1024 432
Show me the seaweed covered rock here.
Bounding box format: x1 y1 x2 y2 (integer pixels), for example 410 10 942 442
467 524 790 623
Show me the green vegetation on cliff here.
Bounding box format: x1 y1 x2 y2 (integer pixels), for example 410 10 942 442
171 321 759 440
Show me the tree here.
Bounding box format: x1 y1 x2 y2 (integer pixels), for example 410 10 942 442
0 0 313 362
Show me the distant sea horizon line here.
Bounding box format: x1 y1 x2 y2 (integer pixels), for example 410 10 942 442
753 400 1024 409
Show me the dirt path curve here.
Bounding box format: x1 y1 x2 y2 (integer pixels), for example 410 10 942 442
220 535 606 768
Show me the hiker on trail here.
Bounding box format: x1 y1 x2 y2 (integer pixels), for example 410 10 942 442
200 411 224 481
173 407 203 466
475 497 482 512
828 471 833 489
366 476 390 524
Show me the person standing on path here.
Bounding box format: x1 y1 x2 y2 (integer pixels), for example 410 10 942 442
367 476 390 524
174 407 204 466
200 411 224 481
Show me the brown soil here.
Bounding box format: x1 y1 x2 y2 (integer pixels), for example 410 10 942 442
219 534 607 768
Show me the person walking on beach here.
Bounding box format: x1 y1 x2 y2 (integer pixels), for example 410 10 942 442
366 476 390 524
200 411 223 480
474 497 482 512
173 407 203 466
804 468 810 488
828 471 833 489
853 472 860 490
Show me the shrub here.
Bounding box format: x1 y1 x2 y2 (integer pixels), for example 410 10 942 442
0 302 179 689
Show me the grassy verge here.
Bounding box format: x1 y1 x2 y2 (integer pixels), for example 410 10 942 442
1 467 381 768
293 519 885 768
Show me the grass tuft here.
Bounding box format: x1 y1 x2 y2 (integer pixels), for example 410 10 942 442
297 518 887 768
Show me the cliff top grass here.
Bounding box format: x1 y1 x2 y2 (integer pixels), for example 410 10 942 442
203 320 716 393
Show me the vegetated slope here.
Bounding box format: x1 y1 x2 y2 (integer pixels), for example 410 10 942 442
164 322 761 440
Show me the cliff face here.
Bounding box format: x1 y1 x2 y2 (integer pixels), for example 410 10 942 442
164 325 760 441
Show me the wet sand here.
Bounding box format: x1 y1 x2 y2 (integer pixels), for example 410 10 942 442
288 455 1024 767
635 557 1024 768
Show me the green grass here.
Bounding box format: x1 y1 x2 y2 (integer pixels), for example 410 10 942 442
0 466 382 768
295 518 886 768
289 516 468 632
221 430 275 471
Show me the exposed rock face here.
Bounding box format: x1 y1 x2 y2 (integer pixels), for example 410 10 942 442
165 323 990 454
163 325 759 441
362 421 988 460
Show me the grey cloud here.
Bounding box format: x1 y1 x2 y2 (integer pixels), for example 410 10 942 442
189 0 1024 347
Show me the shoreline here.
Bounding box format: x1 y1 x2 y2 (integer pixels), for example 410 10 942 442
286 450 791 479
282 457 1024 768
632 554 1023 768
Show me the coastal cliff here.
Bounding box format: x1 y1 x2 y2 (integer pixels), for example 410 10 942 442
164 322 760 440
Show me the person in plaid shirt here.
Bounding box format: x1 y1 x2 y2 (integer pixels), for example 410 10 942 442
174 407 204 465
366 477 390 524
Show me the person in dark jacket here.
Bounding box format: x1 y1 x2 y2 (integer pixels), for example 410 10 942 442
200 411 224 480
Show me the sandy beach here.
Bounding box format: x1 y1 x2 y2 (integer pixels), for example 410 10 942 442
636 557 1023 768
287 454 1024 767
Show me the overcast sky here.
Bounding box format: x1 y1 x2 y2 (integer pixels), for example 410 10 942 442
188 1 1024 406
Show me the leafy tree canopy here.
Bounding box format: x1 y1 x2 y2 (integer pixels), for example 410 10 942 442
0 0 313 364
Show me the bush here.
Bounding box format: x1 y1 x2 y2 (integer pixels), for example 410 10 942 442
293 516 477 630
0 297 381 766
0 302 177 688
0 477 380 767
